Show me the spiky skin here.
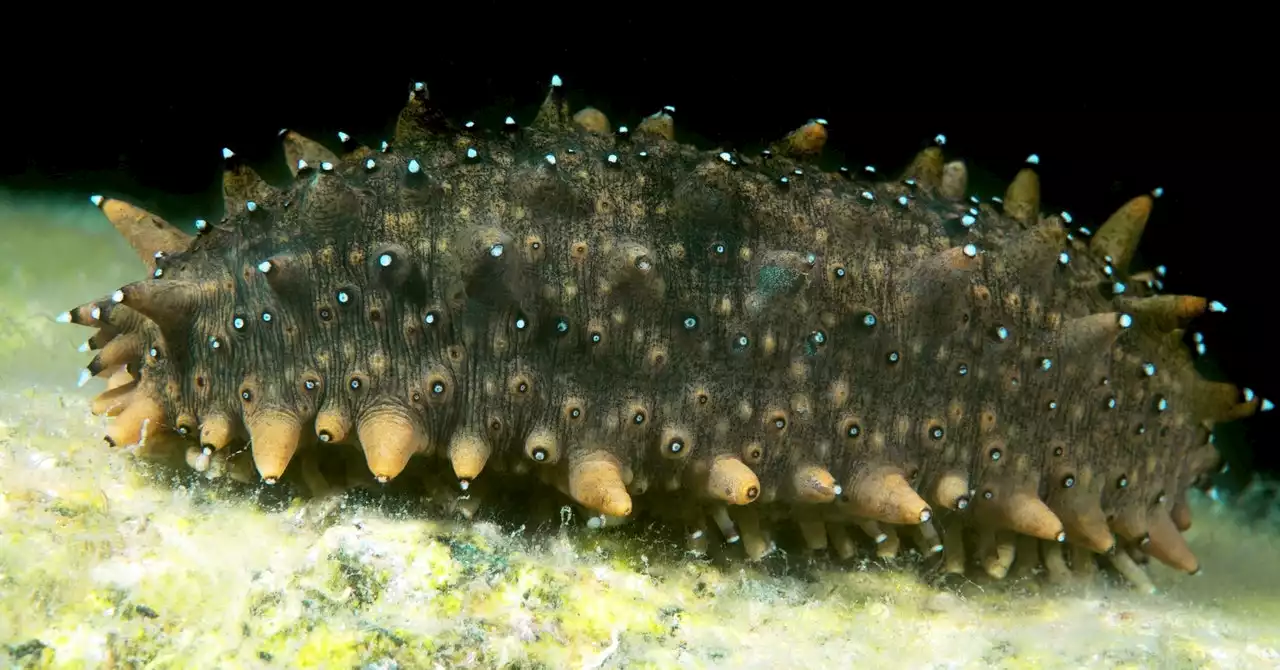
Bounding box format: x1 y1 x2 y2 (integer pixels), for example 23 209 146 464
65 81 1262 585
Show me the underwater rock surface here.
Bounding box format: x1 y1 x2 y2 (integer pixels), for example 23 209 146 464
3 188 1280 667
3 384 1280 668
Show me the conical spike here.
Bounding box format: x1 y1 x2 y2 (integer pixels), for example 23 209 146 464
572 107 612 135
393 81 452 146
1146 509 1199 573
910 243 983 281
222 162 280 218
1090 194 1153 272
1048 485 1114 553
790 464 837 503
315 405 353 445
92 380 137 416
1117 295 1207 332
568 450 633 517
774 119 828 158
298 172 364 234
106 364 136 391
976 490 1066 542
95 300 148 333
247 410 303 482
282 131 340 177
939 160 968 200
198 414 236 452
95 198 192 270
1191 380 1260 422
111 279 206 331
255 253 314 298
706 455 761 505
59 299 110 327
89 333 143 373
356 410 428 482
86 326 120 351
901 244 983 330
1003 224 1067 281
342 144 376 164
532 74 570 130
1171 490 1193 531
635 109 675 141
105 395 166 447
1057 312 1131 358
902 146 944 191
929 470 970 510
84 359 115 383
524 427 561 465
1003 166 1041 225
448 432 490 485
84 355 114 380
172 411 198 440
839 466 932 526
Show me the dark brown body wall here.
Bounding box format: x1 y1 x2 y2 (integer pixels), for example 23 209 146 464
61 78 1267 587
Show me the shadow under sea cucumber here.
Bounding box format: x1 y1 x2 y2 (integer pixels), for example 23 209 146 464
57 74 1273 591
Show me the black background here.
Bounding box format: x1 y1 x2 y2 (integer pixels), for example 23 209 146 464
2 29 1273 485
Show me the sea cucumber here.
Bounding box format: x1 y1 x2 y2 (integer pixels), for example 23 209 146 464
58 75 1271 589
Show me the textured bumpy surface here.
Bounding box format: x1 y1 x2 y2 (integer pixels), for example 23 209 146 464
60 77 1272 588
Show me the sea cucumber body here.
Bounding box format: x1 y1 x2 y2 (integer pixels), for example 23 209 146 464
65 81 1260 582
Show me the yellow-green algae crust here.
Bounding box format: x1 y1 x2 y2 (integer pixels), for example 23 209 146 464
3 197 1280 669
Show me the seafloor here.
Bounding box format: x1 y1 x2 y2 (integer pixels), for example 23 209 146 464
2 192 1278 669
